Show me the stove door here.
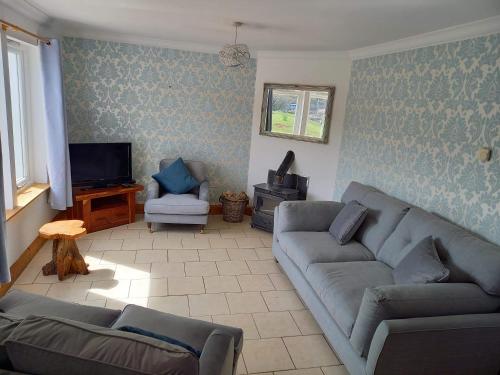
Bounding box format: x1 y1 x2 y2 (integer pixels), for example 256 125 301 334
253 192 283 216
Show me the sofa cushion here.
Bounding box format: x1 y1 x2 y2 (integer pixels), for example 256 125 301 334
152 157 200 194
392 236 449 284
341 182 411 254
5 315 198 375
277 232 375 273
112 304 243 360
378 207 500 296
0 290 121 327
0 313 22 369
329 200 368 245
305 261 394 337
145 193 209 215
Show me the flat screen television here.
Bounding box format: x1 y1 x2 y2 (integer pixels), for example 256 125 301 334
69 142 134 188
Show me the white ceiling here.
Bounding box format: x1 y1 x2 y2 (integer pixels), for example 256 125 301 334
21 0 500 51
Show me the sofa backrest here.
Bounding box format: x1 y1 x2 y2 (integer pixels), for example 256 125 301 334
160 159 207 183
341 182 411 254
378 207 500 296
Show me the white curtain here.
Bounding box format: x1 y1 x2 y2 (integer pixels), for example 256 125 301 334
40 39 72 210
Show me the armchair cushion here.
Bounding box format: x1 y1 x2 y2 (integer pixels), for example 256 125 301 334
152 157 200 194
145 193 209 215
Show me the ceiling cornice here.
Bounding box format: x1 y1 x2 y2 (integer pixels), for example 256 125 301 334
0 0 50 25
349 15 500 60
257 50 349 60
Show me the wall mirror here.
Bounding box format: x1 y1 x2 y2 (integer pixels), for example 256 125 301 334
260 83 335 144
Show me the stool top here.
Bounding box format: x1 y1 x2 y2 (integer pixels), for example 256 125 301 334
39 220 87 240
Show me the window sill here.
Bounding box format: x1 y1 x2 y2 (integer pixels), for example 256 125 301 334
5 183 50 222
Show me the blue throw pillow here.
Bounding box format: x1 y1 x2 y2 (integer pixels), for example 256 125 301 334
117 326 201 357
152 158 199 194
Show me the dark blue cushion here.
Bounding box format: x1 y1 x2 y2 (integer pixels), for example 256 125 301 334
117 325 202 357
152 157 199 194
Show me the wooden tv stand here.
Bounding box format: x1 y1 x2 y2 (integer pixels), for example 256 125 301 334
67 184 144 233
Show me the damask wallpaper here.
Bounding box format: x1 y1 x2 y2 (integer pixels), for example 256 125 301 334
335 34 499 244
62 37 256 202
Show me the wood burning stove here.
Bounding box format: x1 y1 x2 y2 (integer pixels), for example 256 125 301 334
251 152 308 232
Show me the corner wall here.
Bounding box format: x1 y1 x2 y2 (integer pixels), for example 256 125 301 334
246 52 351 200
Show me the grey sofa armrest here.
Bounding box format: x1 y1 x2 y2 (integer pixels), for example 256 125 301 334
276 201 345 233
147 180 160 200
366 313 500 375
199 180 209 202
351 283 500 357
200 329 235 375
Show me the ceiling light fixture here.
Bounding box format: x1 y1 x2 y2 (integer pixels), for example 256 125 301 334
219 22 250 67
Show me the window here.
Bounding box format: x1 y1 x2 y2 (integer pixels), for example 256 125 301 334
260 83 335 144
7 41 30 188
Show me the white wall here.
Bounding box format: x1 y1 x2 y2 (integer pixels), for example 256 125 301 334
246 52 351 201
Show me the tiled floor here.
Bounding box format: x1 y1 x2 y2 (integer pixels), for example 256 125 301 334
13 215 348 375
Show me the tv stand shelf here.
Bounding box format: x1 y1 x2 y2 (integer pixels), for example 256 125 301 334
67 184 144 233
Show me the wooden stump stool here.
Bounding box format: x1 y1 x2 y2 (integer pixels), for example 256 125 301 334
39 220 89 281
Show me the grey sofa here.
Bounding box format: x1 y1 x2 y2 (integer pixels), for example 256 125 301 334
145 159 210 232
273 181 500 375
0 290 242 375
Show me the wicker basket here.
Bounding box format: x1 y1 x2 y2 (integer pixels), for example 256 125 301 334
219 195 249 223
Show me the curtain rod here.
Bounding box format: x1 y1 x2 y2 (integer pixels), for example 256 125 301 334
0 19 51 45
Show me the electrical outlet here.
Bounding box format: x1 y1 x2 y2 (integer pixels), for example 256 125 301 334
478 147 492 162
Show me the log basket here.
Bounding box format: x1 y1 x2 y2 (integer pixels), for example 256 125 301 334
219 193 249 223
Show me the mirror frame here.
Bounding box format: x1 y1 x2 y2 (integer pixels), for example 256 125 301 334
259 83 335 144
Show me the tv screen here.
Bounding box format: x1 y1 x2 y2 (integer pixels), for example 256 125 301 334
69 143 133 187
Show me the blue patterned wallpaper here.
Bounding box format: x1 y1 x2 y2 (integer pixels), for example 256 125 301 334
335 34 499 244
62 37 256 202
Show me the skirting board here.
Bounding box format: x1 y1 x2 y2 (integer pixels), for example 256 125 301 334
0 211 66 297
136 203 252 216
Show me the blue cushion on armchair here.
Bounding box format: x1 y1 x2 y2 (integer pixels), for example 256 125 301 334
152 157 200 194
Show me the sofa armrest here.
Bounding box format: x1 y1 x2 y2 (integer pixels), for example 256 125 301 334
275 201 345 233
351 283 500 357
200 329 234 375
366 313 500 375
146 180 160 200
199 180 209 202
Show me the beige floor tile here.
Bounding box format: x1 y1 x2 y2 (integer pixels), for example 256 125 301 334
100 251 136 265
210 238 238 248
185 261 219 277
122 239 153 250
75 264 116 282
135 250 168 263
275 369 324 375
236 237 265 248
188 293 229 316
150 262 185 277
111 230 140 239
237 274 274 292
247 260 282 275
129 278 168 298
152 237 183 249
148 296 189 316
47 282 91 301
291 310 323 335
127 221 148 230
88 279 131 300
12 284 50 296
168 276 205 295
242 338 294 373
284 335 340 368
167 229 196 239
261 237 273 247
83 251 104 265
262 290 304 311
226 292 268 314
216 260 250 275
194 230 221 239
76 299 106 308
253 311 301 338
181 238 210 249
219 229 247 239
90 239 123 251
269 273 295 290
139 230 166 239
227 248 259 261
204 275 241 293
321 365 348 375
212 314 259 339
14 263 43 285
168 249 199 262
236 355 247 374
106 297 148 310
75 239 93 251
84 230 112 240
34 272 76 284
255 247 274 260
244 228 272 238
114 263 151 280
198 249 229 261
